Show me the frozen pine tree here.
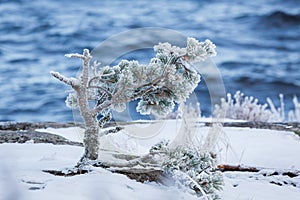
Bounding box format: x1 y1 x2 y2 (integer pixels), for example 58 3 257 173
51 37 216 165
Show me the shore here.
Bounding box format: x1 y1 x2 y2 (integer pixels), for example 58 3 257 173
1 120 300 199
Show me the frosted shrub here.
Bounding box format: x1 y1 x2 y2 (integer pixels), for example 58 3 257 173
161 145 223 200
267 94 300 122
214 91 300 122
288 96 300 122
214 91 271 122
266 94 285 122
177 102 201 119
51 37 216 163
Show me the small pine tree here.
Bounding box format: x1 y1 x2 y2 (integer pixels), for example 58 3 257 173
51 37 216 165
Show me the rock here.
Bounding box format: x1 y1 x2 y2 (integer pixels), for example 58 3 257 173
0 121 80 131
202 121 300 136
0 130 82 146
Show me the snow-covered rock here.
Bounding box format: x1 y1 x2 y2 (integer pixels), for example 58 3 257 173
1 120 300 199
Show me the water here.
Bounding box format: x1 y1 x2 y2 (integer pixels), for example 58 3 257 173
0 0 299 122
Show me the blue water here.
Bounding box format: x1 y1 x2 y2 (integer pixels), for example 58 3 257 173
0 0 299 122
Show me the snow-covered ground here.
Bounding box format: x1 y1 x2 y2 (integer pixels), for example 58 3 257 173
1 120 300 200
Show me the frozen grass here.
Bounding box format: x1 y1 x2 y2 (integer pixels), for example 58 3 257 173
214 91 300 123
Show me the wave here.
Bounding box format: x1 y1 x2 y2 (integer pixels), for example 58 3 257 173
270 80 300 88
231 75 300 89
9 58 39 64
258 10 300 28
220 61 263 69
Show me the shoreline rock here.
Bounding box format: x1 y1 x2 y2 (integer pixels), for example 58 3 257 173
0 121 299 146
0 129 83 146
0 121 79 131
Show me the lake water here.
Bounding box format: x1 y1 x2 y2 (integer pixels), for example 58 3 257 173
0 0 299 122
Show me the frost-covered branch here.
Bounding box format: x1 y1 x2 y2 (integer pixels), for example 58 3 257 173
65 52 86 60
162 145 223 200
172 170 211 200
50 71 79 88
92 60 101 76
100 153 161 169
185 38 216 62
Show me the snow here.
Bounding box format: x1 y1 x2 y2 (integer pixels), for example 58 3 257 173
36 127 84 143
219 127 300 169
0 143 198 200
1 120 300 199
220 172 300 200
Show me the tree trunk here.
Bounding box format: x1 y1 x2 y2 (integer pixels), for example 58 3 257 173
83 119 99 160
76 85 100 161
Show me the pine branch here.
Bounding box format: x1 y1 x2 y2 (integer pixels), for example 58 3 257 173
88 84 111 96
50 71 79 88
92 100 112 117
99 152 161 168
173 170 211 200
65 49 91 60
65 53 86 59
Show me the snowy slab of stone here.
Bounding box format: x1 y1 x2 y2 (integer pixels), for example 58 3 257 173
2 120 300 199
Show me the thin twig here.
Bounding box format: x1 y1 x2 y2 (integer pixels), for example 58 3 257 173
50 71 79 88
92 60 100 76
65 53 85 59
